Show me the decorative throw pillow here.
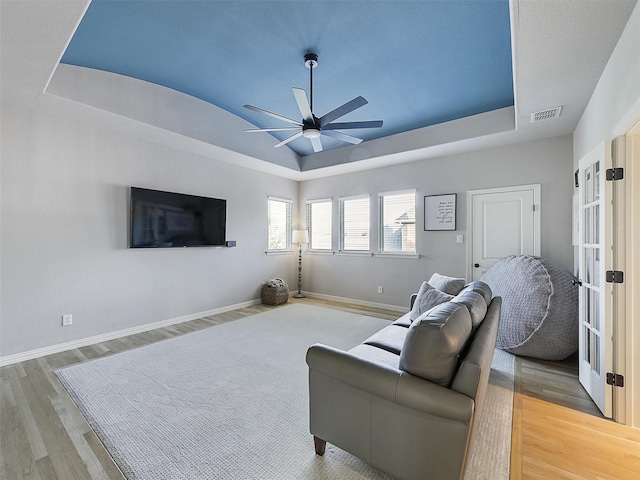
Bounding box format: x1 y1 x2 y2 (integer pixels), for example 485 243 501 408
428 273 466 296
410 281 454 321
400 302 472 386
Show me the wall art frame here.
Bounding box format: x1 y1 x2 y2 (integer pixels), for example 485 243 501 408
424 193 457 231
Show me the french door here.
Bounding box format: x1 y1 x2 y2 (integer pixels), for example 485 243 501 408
578 140 613 417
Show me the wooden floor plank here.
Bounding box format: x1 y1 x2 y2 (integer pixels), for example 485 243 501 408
82 431 124 480
18 371 93 480
7 372 48 461
34 456 57 480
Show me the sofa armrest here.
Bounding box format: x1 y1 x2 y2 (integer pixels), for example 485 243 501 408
306 343 474 424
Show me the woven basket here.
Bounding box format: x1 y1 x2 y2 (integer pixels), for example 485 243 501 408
261 279 289 306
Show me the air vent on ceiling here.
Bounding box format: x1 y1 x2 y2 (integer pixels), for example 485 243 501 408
531 106 562 123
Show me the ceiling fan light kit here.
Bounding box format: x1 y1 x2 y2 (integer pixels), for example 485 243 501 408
243 52 382 153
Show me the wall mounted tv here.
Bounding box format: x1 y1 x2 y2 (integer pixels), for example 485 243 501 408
130 187 226 248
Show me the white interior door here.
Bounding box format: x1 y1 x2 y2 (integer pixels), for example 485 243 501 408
468 185 540 281
578 140 613 417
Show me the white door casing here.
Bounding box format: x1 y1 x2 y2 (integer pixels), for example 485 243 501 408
578 140 613 418
467 184 540 281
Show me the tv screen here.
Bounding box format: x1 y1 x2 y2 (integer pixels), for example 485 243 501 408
130 187 226 248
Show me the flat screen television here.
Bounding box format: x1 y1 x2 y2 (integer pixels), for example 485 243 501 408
129 187 226 248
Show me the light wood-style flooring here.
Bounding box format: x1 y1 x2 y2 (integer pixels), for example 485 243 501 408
511 354 640 479
1 297 639 479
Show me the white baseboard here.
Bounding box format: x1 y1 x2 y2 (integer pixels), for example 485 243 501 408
300 291 407 314
0 299 262 367
0 293 407 367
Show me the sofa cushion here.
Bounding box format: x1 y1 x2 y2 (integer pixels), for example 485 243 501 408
451 291 487 330
428 273 466 296
410 281 454 320
399 302 472 386
363 325 409 355
458 281 492 304
392 312 412 328
348 344 401 370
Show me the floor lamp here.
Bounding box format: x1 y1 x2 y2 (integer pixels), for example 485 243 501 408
292 229 309 298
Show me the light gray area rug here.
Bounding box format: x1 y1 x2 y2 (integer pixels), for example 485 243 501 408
56 303 514 480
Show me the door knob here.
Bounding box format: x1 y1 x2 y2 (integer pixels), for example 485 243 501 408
572 279 583 287
474 263 480 268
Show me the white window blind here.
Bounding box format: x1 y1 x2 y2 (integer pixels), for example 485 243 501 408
306 199 332 250
267 197 292 251
339 195 370 251
379 191 416 253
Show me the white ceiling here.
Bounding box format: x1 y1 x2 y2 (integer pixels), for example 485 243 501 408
1 0 637 180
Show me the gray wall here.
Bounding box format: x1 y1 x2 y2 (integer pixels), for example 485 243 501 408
0 105 575 359
299 134 574 308
1 104 298 358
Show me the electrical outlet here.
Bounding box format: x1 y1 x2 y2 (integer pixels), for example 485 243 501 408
62 314 73 326
377 286 384 294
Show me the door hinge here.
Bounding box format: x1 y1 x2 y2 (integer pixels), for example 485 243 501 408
606 167 624 181
606 373 624 387
605 270 624 283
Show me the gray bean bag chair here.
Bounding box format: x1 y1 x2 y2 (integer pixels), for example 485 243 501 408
480 255 578 360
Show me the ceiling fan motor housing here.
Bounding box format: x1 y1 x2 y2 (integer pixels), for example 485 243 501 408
302 123 321 138
304 52 318 69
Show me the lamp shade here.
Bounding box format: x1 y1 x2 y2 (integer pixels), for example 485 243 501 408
292 229 309 244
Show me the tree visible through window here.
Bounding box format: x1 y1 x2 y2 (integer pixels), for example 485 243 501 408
306 199 332 250
379 191 416 253
267 197 292 251
339 195 370 251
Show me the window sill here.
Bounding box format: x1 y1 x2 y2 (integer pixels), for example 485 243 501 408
375 252 419 259
306 250 335 255
336 251 374 257
265 250 294 256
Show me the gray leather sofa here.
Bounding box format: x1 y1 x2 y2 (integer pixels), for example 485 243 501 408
306 281 501 480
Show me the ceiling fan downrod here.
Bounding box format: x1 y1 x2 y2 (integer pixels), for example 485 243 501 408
304 52 318 115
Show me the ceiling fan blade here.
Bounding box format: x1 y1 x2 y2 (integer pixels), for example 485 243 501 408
323 120 383 130
243 104 302 126
318 96 368 126
244 127 300 133
322 130 363 145
273 131 303 148
292 87 313 123
310 136 323 153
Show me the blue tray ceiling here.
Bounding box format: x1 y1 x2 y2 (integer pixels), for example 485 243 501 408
61 0 514 157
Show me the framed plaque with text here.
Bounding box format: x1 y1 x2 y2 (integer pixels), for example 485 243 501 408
424 194 456 231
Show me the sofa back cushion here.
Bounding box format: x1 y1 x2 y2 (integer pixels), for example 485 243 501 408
451 291 487 330
459 281 492 304
399 302 472 386
450 297 502 401
410 281 454 320
428 273 467 296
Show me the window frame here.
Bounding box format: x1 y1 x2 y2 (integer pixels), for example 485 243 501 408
338 194 371 253
266 196 293 253
306 198 333 252
378 189 417 255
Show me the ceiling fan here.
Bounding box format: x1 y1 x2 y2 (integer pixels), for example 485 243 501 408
243 52 383 153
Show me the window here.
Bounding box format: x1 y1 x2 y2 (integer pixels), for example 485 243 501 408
378 191 416 253
339 195 370 251
306 199 332 250
267 197 292 251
